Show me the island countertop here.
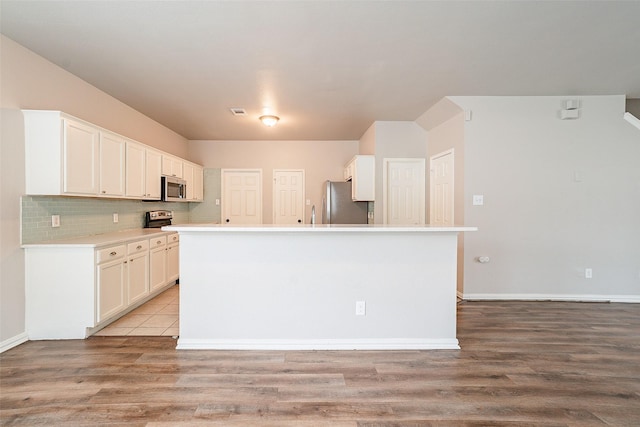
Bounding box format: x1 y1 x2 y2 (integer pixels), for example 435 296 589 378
164 223 477 233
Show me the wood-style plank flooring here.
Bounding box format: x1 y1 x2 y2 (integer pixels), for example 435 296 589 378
1 301 639 426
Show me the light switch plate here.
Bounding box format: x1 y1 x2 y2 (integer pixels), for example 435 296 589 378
51 215 60 228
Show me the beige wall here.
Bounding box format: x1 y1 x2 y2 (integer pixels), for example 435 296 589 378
0 36 189 157
425 110 466 294
451 95 640 300
188 140 359 224
0 35 190 349
361 122 428 224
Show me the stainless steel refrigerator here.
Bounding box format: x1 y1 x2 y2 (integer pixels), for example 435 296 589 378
322 181 368 224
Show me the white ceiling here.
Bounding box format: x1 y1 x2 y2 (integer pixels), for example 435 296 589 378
2 1 639 141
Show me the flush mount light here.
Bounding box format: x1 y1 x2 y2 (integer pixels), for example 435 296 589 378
259 115 279 127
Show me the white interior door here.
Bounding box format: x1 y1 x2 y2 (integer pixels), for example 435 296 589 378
273 169 305 224
222 169 263 225
383 158 426 225
430 149 454 226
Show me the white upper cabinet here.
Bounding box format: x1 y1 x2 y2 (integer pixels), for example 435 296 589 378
182 162 204 202
145 149 162 200
125 140 146 198
162 154 183 178
63 119 100 195
23 110 201 201
24 110 100 196
99 131 126 197
345 155 375 201
192 164 204 201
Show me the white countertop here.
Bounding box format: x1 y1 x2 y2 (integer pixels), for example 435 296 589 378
22 228 176 248
164 223 477 233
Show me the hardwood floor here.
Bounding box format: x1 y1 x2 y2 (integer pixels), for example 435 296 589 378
1 301 639 426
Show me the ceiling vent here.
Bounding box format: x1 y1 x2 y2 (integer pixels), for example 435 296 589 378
230 108 247 116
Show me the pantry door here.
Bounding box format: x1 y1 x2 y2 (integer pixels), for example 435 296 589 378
383 158 426 225
221 169 263 225
430 149 454 226
273 169 305 224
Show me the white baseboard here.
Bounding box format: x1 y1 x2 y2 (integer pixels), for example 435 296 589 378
177 338 460 351
462 293 640 303
0 332 28 353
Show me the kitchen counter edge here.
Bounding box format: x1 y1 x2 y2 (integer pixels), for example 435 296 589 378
164 224 477 233
21 228 177 248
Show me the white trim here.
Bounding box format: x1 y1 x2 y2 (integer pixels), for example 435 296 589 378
176 338 460 351
0 332 28 353
463 293 640 303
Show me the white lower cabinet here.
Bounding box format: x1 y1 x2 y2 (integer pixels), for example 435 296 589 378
166 233 179 283
24 231 179 340
149 235 167 293
97 249 127 323
127 239 150 305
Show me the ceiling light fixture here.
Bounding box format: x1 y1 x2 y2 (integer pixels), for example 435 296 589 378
259 115 279 127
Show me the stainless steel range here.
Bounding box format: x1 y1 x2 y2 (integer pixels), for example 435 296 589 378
145 210 173 228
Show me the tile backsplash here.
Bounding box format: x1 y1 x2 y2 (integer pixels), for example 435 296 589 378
22 168 222 244
21 196 190 244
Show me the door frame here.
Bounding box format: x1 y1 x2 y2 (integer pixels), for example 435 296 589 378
220 168 263 225
382 158 426 225
272 169 306 224
429 148 455 226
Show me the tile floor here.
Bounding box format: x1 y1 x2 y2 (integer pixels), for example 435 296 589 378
94 285 179 337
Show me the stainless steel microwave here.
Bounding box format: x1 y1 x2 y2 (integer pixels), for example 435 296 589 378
161 176 187 202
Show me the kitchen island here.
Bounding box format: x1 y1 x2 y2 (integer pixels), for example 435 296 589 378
165 224 476 350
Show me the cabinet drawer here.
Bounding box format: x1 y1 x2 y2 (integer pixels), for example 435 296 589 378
97 245 126 263
127 239 149 255
167 233 179 244
149 235 167 248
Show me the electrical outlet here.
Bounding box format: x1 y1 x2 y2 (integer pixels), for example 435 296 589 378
113 213 119 223
51 215 60 228
355 301 366 316
585 268 593 279
473 195 484 206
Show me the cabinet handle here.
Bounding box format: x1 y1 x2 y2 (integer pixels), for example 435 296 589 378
157 240 162 244
101 190 106 194
110 251 117 256
136 245 142 250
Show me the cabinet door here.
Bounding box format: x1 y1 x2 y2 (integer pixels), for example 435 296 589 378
127 251 149 305
162 155 183 178
63 119 99 195
126 141 146 198
149 246 166 292
193 165 204 201
351 155 375 201
166 242 179 283
145 149 162 199
183 163 194 200
97 258 126 322
99 132 125 196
